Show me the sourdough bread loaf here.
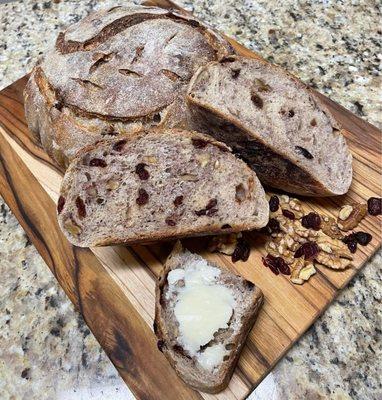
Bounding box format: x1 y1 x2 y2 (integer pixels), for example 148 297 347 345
154 241 264 393
187 56 353 196
24 5 234 168
57 129 269 247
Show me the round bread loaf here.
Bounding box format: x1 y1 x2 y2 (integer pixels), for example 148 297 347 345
24 5 233 168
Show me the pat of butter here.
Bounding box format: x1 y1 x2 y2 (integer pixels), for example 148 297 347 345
198 343 226 370
168 260 235 358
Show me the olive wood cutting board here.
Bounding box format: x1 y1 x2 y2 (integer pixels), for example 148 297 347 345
0 1 381 399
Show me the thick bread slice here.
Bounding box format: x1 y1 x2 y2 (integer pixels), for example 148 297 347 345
57 129 269 247
24 5 233 168
187 56 353 196
154 241 264 393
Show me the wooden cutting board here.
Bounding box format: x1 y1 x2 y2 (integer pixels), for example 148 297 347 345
0 1 381 399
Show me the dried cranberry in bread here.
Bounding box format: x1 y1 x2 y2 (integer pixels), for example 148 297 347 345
155 241 263 393
187 56 353 196
24 5 234 168
57 129 269 247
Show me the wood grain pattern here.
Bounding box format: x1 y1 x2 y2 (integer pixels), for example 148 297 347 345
0 2 381 399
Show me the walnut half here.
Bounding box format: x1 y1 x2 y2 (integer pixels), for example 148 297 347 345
337 203 367 231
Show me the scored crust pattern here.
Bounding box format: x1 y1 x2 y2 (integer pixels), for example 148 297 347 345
24 5 234 168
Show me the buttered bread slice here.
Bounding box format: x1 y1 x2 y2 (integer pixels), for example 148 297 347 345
154 242 263 393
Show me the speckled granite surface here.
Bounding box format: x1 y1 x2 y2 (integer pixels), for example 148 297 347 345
0 1 381 399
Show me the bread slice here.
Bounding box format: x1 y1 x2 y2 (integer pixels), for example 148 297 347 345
154 241 264 393
24 5 233 168
187 56 353 196
57 129 269 247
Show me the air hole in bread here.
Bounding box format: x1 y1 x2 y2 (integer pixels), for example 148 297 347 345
153 113 161 123
231 68 241 79
225 343 235 350
310 118 317 126
223 355 230 361
288 109 295 117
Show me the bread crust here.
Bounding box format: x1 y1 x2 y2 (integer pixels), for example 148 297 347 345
187 56 353 196
24 5 234 169
154 241 264 393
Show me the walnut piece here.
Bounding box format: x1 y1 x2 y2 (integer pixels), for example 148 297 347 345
321 215 344 240
315 252 352 270
195 153 210 167
143 155 157 164
316 235 353 259
290 258 316 284
337 203 367 231
64 219 82 236
180 173 198 181
338 205 353 220
106 179 120 190
208 233 241 255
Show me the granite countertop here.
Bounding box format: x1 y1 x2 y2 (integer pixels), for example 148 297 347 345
0 1 381 399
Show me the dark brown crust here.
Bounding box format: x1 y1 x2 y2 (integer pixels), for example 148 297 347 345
187 56 352 197
154 241 264 393
57 129 269 247
24 5 234 169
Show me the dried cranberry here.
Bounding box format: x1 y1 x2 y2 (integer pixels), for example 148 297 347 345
294 242 319 260
232 239 250 262
269 195 279 212
174 196 184 207
195 209 206 216
135 163 149 180
343 233 356 244
295 146 313 159
191 138 208 148
157 340 165 352
262 254 280 275
282 209 295 220
206 208 218 216
195 199 217 216
75 196 86 218
113 139 127 152
261 218 281 235
367 197 382 216
301 212 321 230
89 158 107 167
355 231 372 246
206 199 217 209
278 261 291 275
251 93 263 108
165 217 176 226
136 188 149 205
57 196 65 214
347 240 357 253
